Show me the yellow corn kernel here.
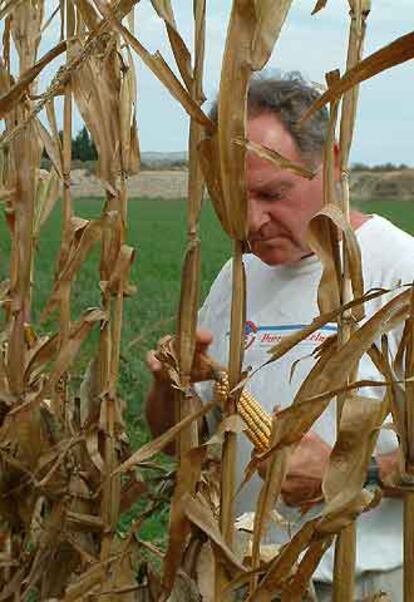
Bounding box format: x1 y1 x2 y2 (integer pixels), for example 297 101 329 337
213 373 272 453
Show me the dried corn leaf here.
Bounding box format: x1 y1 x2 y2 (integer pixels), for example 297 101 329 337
247 518 320 599
311 0 328 15
63 555 119 601
323 394 387 504
163 446 207 593
198 134 228 233
250 485 375 601
0 0 26 21
10 308 106 417
100 244 135 296
0 40 66 119
44 212 117 317
208 414 246 446
237 137 315 180
183 492 246 575
150 0 194 92
115 401 214 474
2 405 49 468
266 289 410 453
281 537 333 601
72 0 101 31
119 47 140 175
307 204 365 319
259 288 393 376
217 0 293 240
33 168 60 236
71 39 121 182
301 31 414 123
318 488 377 536
10 0 44 69
92 0 213 132
250 417 290 591
251 0 293 70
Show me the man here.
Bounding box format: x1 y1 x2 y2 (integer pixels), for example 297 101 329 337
146 74 413 600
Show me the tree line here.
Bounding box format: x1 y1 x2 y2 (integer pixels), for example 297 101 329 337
48 127 410 171
45 126 98 161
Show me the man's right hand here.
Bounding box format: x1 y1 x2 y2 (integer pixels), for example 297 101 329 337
146 328 214 385
145 329 214 447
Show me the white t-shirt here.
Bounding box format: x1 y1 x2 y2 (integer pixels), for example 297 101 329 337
197 214 414 581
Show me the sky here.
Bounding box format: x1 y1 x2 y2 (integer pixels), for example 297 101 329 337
132 0 413 166
5 0 414 166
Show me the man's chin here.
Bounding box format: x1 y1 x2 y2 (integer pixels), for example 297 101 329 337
250 242 306 267
251 243 300 266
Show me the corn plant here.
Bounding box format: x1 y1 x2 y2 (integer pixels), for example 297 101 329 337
0 1 413 600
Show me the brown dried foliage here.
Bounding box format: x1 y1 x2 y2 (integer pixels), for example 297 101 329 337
0 1 413 601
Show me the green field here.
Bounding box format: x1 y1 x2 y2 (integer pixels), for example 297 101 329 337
0 197 413 442
0 198 231 446
0 197 412 541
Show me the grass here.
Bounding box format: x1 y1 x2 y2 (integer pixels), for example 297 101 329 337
0 196 413 543
0 197 231 445
1 196 413 441
353 199 414 235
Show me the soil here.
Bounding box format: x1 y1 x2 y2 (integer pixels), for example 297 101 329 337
71 169 189 199
70 168 414 200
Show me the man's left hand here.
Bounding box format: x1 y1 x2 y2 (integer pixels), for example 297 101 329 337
281 431 331 508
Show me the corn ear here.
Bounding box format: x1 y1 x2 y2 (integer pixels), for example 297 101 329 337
214 372 271 453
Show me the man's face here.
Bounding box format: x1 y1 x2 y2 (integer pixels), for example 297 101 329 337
246 112 325 266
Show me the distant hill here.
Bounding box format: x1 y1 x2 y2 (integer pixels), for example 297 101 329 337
141 151 187 169
350 169 414 200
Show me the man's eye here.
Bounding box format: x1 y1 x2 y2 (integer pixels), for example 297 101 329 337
261 191 283 201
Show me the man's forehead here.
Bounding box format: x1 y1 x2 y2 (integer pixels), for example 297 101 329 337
246 170 294 191
246 112 300 161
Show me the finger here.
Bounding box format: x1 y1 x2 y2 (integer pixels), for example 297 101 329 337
195 328 213 352
301 431 330 450
157 334 174 348
146 350 163 374
302 430 322 443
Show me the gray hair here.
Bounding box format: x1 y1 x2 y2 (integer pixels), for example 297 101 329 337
210 72 329 164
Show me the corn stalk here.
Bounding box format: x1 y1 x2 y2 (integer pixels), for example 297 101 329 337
57 0 75 430
5 2 43 398
332 3 370 600
174 0 206 458
401 287 414 601
0 1 413 598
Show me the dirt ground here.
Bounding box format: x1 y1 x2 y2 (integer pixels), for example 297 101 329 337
71 169 189 199
70 168 414 200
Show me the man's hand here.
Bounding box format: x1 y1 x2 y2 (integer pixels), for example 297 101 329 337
377 450 402 497
256 431 331 508
282 431 331 507
146 328 214 385
255 431 330 507
145 329 214 450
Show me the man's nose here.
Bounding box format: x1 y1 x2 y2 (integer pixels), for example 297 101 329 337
247 195 270 235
